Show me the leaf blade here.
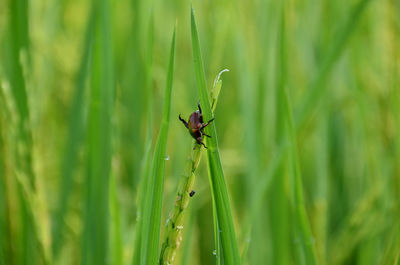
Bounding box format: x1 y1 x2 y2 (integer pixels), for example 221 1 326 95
141 26 176 265
190 7 241 265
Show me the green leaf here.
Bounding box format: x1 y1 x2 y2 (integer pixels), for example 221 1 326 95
0 80 7 265
132 128 153 265
52 11 93 258
110 174 123 265
3 1 38 264
191 7 241 265
284 85 318 265
278 6 318 264
82 0 115 264
141 26 176 265
132 14 154 265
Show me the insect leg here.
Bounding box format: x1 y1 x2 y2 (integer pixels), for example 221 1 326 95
197 137 208 149
201 131 211 138
179 114 189 129
200 118 215 129
197 101 204 115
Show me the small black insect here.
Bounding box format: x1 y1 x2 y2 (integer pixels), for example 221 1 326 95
179 102 214 149
189 190 196 197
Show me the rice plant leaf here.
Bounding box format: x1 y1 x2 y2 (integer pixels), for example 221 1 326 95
110 174 123 265
191 7 241 265
277 6 318 264
132 129 153 265
52 11 93 257
141 26 176 265
2 1 38 264
132 15 154 265
284 87 318 265
0 85 7 265
6 0 30 123
241 144 287 263
82 0 114 264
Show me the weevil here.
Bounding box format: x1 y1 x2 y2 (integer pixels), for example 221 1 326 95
179 102 214 149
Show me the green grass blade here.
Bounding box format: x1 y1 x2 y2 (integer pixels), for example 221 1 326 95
296 0 373 131
135 15 155 265
110 174 123 265
212 197 221 265
132 14 154 265
0 84 7 265
132 128 153 265
141 26 176 265
6 0 31 124
82 0 114 264
191 7 241 265
277 6 318 264
2 1 38 264
268 5 292 265
241 144 287 263
313 111 329 265
52 11 94 258
284 88 318 265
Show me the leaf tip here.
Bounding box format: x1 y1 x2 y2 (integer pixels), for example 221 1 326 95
191 5 196 25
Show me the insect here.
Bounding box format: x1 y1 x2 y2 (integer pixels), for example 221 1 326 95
179 102 215 149
189 190 196 197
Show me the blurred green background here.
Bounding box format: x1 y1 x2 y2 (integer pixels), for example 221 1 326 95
1 0 399 264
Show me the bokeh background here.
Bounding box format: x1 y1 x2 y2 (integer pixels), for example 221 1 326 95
1 0 399 264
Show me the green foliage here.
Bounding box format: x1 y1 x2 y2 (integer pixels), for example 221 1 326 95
1 0 398 265
52 10 94 258
140 27 176 265
191 7 241 265
82 0 115 264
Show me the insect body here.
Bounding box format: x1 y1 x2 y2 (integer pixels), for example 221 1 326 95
179 103 214 149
